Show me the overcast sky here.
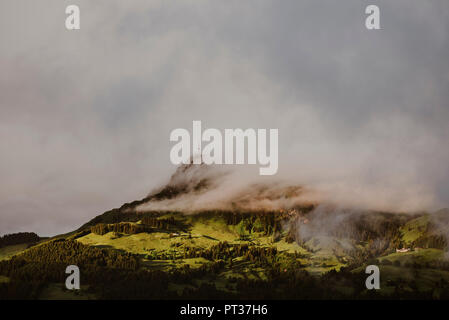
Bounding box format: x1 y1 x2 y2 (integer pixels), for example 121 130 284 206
1 0 449 236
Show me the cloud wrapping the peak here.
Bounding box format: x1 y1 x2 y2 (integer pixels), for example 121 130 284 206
1 0 449 235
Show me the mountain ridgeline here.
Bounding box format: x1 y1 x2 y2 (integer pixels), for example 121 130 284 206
1 164 449 299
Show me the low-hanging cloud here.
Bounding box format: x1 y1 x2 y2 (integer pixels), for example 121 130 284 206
1 0 449 236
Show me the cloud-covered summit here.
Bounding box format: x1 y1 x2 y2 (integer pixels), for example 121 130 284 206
1 1 448 235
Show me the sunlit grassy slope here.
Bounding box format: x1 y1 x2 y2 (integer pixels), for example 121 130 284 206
379 248 444 264
0 243 30 261
400 215 430 246
75 212 348 276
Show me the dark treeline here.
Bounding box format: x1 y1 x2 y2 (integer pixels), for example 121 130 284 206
141 216 180 230
79 209 185 231
191 210 292 236
144 242 278 263
412 234 447 249
80 209 162 229
90 222 151 235
90 217 183 236
0 239 146 299
182 241 278 263
0 239 139 270
0 232 40 248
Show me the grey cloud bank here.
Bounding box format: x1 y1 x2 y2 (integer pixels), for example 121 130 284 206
1 0 448 236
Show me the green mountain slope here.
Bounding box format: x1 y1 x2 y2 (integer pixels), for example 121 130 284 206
1 164 449 299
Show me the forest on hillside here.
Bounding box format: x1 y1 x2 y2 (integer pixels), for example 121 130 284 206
1 209 449 299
